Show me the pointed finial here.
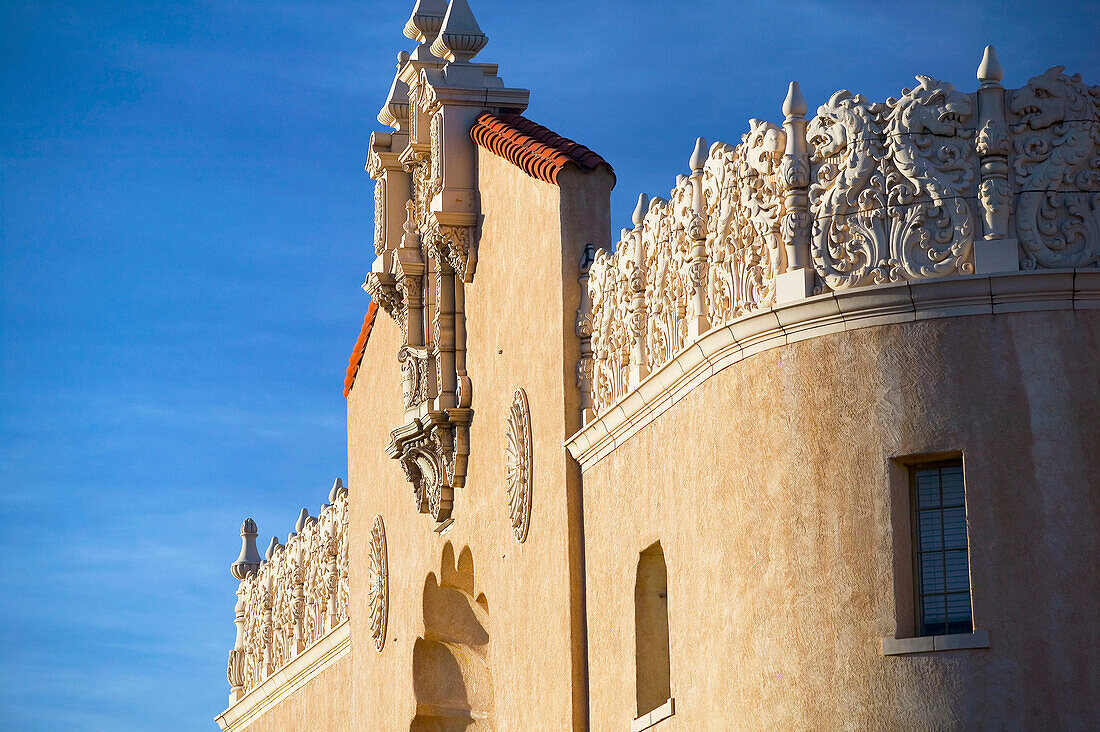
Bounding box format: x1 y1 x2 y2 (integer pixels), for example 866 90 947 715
689 137 708 172
231 518 262 580
404 0 448 42
377 65 411 129
295 508 310 534
265 536 280 561
401 201 420 250
977 45 1003 85
430 0 488 63
783 81 807 118
329 478 344 504
632 193 650 227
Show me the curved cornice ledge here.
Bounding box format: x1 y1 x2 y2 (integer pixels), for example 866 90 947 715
566 269 1099 471
215 619 351 732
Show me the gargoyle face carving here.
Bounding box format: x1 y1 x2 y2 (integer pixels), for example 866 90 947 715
742 119 785 176
807 90 878 161
807 112 847 160
1010 66 1091 131
890 75 972 137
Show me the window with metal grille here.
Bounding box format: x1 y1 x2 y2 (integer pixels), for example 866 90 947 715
912 461 972 636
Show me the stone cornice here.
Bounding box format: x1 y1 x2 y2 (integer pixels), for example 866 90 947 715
215 619 351 732
566 270 1099 471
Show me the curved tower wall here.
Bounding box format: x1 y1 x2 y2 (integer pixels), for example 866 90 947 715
579 304 1100 729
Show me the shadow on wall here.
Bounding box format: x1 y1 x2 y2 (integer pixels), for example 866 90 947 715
411 542 494 731
636 541 671 717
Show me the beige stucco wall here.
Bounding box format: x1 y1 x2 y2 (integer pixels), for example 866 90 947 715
238 654 353 731
582 309 1100 730
337 152 613 729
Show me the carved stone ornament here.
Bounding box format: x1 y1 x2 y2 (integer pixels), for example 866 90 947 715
368 515 389 651
366 0 528 530
578 53 1099 422
504 388 532 542
226 481 349 700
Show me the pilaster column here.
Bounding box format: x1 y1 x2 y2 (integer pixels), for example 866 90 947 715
629 193 649 388
577 244 596 424
687 138 710 339
973 45 1019 273
777 81 815 302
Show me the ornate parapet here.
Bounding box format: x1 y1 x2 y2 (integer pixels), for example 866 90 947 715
224 480 350 705
579 47 1100 420
365 0 530 527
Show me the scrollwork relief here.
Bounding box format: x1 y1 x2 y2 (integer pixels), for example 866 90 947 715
579 62 1097 421
227 485 349 698
1010 66 1100 268
504 388 532 542
368 515 388 651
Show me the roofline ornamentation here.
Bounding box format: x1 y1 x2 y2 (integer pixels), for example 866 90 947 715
576 47 1100 423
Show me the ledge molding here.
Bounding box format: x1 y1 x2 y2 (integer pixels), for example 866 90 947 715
882 629 990 655
632 697 676 732
566 269 1098 471
215 619 351 732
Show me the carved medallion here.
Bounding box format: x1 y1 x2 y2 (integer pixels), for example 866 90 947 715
504 388 532 542
368 515 388 651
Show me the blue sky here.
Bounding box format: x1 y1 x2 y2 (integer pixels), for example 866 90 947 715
1 1 1095 729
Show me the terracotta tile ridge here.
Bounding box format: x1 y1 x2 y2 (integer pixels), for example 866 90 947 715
344 300 380 398
470 111 614 185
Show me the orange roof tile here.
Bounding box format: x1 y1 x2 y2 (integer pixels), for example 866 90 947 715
344 301 379 399
470 112 613 185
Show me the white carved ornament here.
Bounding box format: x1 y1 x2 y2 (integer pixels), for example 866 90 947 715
229 486 349 697
1010 67 1100 269
504 388 532 542
368 515 388 651
580 64 1099 421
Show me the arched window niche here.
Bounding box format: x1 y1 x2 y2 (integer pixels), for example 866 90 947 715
634 541 674 728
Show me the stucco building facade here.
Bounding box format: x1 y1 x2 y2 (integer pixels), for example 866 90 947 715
216 2 1100 729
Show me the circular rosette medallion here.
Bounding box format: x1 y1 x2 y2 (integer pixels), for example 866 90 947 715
504 388 532 542
368 515 388 651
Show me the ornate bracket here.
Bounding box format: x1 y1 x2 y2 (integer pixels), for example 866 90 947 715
387 408 472 523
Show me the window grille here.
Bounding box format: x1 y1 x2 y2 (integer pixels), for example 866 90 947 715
912 461 972 636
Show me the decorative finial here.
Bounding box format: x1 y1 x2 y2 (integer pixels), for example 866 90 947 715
295 508 310 534
430 0 488 63
977 45 1004 85
329 478 344 504
689 137 708 172
404 0 447 43
265 536 280 561
230 518 262 580
783 81 807 118
632 193 650 227
377 60 411 130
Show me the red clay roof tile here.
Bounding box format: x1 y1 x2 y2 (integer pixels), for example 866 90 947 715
343 301 379 398
470 112 613 185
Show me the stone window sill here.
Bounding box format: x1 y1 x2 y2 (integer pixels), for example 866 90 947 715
632 697 675 732
881 629 989 656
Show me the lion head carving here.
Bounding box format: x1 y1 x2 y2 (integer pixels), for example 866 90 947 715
807 90 882 162
740 119 785 177
1011 66 1099 131
883 75 972 139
